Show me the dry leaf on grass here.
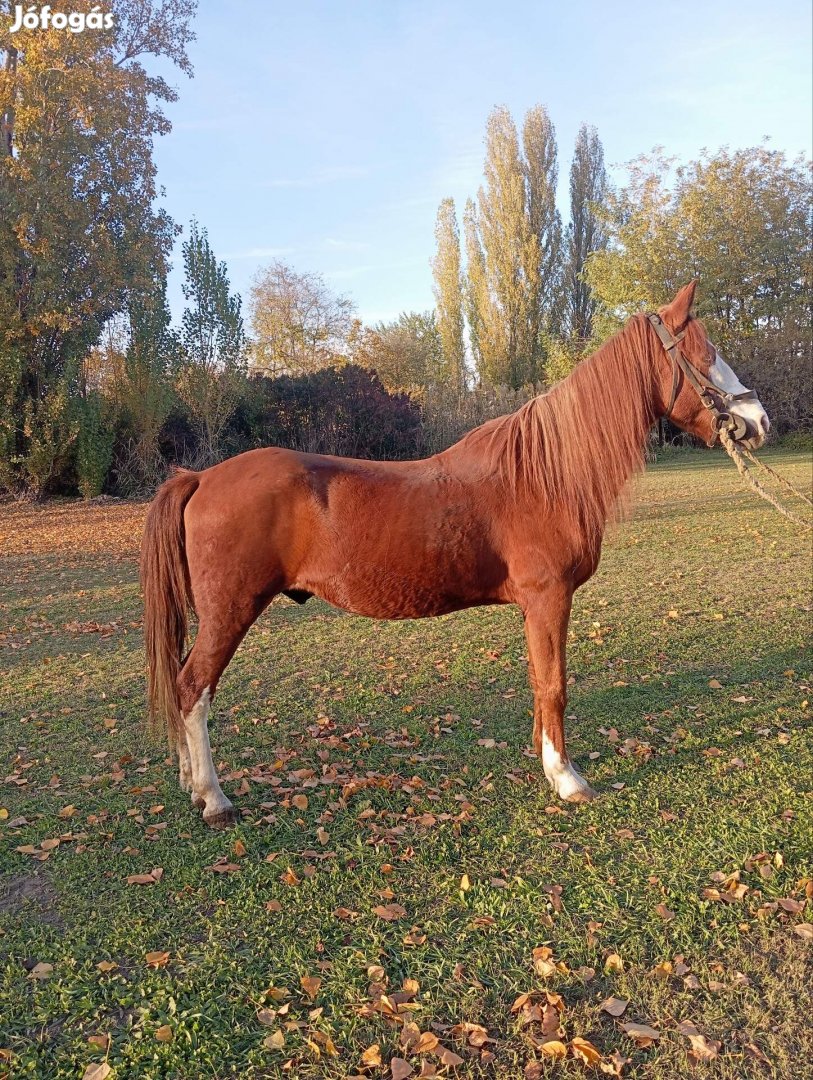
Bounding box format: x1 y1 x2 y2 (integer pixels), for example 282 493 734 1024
538 1039 567 1059
604 952 624 973
145 950 169 968
155 1024 173 1043
300 975 322 1000
621 1022 660 1047
29 962 53 980
373 903 407 921
391 1058 414 1080
678 1020 720 1062
570 1036 602 1065
434 1045 464 1067
600 996 628 1017
82 1065 111 1080
361 1044 382 1067
126 867 163 885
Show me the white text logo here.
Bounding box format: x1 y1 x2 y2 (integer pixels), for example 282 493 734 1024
9 5 114 32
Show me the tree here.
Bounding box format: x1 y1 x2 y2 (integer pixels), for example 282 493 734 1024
249 261 356 376
112 276 181 490
564 124 608 339
463 105 562 388
432 198 467 389
179 221 245 463
586 146 812 430
352 311 443 391
0 0 197 492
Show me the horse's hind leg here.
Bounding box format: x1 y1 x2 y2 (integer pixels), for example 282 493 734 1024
176 731 205 809
177 606 262 829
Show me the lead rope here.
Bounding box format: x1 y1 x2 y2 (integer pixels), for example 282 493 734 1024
739 446 813 509
718 427 813 532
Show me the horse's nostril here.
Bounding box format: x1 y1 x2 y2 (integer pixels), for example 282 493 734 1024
760 414 770 434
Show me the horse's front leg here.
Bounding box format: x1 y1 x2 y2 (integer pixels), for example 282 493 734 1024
522 586 597 803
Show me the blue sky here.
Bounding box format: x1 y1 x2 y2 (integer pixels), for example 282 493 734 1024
153 0 813 327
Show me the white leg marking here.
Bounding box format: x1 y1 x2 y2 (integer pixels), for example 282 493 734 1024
183 688 235 827
177 733 193 792
542 732 596 802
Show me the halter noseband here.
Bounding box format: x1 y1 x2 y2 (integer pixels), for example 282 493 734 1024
646 312 758 442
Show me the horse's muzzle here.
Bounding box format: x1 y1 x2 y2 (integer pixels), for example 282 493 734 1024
713 411 767 450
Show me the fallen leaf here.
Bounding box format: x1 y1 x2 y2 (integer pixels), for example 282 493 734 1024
292 794 308 811
361 1044 382 1067
622 1022 660 1047
778 897 805 913
96 960 118 973
678 1020 720 1062
373 903 407 921
434 1044 464 1067
155 1024 173 1043
82 1065 112 1080
793 923 813 940
233 838 247 858
600 996 628 1017
29 962 53 980
264 1029 285 1050
604 953 624 974
570 1036 602 1065
333 906 358 920
145 950 169 968
391 1058 414 1080
656 903 675 921
538 1039 567 1059
300 975 322 1000
205 861 240 874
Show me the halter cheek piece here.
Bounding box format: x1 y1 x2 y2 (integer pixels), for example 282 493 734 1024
646 313 758 443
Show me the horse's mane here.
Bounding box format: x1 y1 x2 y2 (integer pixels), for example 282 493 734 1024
453 312 709 541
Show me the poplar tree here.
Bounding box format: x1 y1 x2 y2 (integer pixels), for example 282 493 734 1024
564 124 608 339
179 221 245 463
431 198 467 389
463 105 562 388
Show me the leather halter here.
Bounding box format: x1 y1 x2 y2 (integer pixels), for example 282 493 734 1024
646 312 758 442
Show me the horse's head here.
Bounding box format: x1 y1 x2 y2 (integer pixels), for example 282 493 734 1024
651 282 770 450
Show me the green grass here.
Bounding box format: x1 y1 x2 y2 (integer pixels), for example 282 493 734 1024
1 450 811 1079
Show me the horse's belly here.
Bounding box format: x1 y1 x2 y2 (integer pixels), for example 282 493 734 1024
296 562 499 620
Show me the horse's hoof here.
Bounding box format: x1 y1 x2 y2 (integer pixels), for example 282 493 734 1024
203 805 237 830
563 785 598 803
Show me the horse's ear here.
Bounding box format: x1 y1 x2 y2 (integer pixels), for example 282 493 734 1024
659 280 698 330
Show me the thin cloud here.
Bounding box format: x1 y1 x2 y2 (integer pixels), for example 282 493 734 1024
263 165 369 189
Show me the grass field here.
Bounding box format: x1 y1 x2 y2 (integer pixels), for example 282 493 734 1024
0 450 811 1080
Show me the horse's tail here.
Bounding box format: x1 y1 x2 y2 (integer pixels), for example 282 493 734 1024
140 468 200 745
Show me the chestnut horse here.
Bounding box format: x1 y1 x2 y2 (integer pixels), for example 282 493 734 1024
141 282 769 828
